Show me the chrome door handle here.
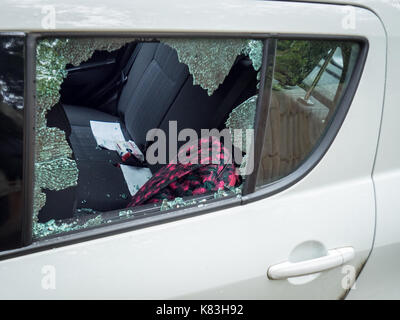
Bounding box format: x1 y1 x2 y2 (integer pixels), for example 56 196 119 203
267 247 355 280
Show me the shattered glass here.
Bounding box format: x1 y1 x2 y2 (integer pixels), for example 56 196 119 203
159 186 242 212
213 186 242 199
225 94 258 178
34 37 134 237
160 197 197 211
162 38 246 95
32 215 104 238
118 209 134 218
33 37 262 238
223 40 263 177
225 95 257 152
242 39 263 85
162 39 263 95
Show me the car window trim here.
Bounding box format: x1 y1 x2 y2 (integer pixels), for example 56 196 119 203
242 38 276 196
21 33 36 247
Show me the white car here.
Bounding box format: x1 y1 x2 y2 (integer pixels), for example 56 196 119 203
0 0 398 300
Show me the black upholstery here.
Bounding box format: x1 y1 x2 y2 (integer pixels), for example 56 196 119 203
38 41 257 222
121 43 189 151
64 104 119 127
152 58 257 172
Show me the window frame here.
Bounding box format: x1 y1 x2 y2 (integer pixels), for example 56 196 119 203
0 32 368 261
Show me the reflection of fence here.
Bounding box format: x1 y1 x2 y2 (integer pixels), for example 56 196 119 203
258 87 329 184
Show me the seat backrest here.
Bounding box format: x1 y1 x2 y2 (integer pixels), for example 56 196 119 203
118 42 189 151
118 42 257 171
149 57 258 173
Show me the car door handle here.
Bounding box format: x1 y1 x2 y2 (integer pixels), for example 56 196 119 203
267 247 355 280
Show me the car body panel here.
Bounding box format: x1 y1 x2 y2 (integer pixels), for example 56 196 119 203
0 0 388 35
297 0 400 300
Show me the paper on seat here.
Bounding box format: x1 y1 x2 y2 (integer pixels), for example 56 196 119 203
120 164 152 196
90 120 125 151
90 121 151 196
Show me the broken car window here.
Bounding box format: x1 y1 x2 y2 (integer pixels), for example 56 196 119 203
33 37 262 239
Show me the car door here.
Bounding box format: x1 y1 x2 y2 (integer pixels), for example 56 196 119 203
0 0 386 299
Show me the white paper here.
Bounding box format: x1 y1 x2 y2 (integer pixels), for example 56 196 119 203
90 121 125 151
120 164 152 196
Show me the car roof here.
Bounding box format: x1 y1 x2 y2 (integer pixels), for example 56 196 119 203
0 0 396 32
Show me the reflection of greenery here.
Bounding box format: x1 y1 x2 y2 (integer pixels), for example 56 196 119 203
274 40 353 87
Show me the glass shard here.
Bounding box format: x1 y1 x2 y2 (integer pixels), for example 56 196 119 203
162 39 261 95
34 37 133 235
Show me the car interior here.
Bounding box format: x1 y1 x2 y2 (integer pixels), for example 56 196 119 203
38 40 259 222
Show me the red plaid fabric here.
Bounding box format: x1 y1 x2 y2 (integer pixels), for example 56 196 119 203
127 136 241 207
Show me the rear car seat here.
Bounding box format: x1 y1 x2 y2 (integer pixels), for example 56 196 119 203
39 41 257 222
